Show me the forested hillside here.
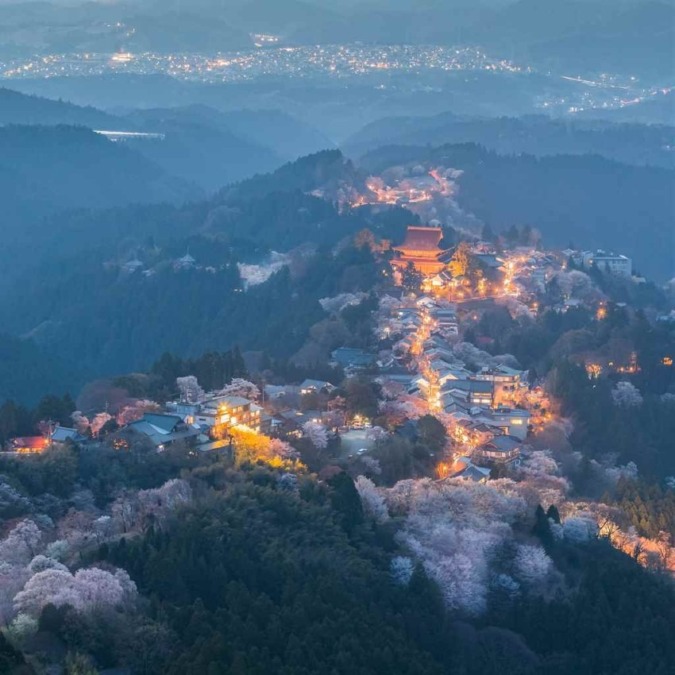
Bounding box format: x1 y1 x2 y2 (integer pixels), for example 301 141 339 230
345 114 675 169
360 143 675 281
0 125 198 226
1 443 673 674
0 88 122 128
0 334 80 406
0 151 410 397
0 89 329 194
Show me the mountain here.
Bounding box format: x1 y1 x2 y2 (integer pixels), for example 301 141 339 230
344 113 675 169
0 332 82 406
580 90 675 126
360 143 675 282
215 109 335 160
116 12 252 53
0 4 252 55
0 151 404 386
122 106 334 192
526 2 675 79
0 124 199 234
220 148 362 201
225 0 340 35
470 0 675 79
0 87 124 128
121 109 284 193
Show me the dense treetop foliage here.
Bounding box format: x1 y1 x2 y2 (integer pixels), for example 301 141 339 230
360 142 675 281
345 113 675 169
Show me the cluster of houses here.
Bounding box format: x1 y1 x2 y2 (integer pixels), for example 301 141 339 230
3 367 381 458
382 226 625 481
10 229 631 473
564 248 633 277
118 250 225 279
117 391 268 453
378 287 532 482
4 392 266 456
7 427 85 454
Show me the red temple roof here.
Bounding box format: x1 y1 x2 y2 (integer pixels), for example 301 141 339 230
397 226 443 252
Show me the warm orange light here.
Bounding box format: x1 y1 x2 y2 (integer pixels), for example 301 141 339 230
436 462 451 479
585 363 602 379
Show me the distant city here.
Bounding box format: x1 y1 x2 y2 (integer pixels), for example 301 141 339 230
1 44 669 116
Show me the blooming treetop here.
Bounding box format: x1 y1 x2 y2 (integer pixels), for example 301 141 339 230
215 378 260 401
611 381 643 407
302 421 328 449
176 375 204 403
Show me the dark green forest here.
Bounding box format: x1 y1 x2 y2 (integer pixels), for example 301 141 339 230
2 447 673 675
360 143 675 281
0 150 410 402
0 125 198 225
345 113 675 169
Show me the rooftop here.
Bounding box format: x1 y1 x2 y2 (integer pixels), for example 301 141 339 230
51 427 79 443
442 379 494 394
397 226 443 252
203 395 252 409
10 436 49 450
135 413 183 433
300 379 335 391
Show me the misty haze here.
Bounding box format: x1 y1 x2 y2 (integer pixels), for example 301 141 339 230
0 2 673 674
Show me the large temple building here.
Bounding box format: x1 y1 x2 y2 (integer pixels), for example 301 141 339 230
391 226 449 276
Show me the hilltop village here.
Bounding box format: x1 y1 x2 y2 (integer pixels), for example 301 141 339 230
1 222 674 673
3 225 653 488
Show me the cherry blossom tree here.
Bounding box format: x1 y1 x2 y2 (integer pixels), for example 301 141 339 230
381 479 545 615
93 515 115 542
378 396 426 426
56 509 97 550
365 426 387 442
513 544 553 588
268 438 298 460
71 410 90 434
611 381 643 407
0 563 31 625
517 451 570 508
319 292 367 315
0 520 42 566
452 342 520 371
136 479 192 530
215 378 260 401
90 412 113 437
117 399 162 425
13 568 81 616
553 270 595 301
14 565 136 617
108 479 192 535
111 492 140 534
27 555 68 575
302 421 328 449
355 476 389 523
378 379 405 401
176 375 204 403
237 251 291 288
0 478 32 520
74 567 136 612
496 296 534 321
563 516 599 543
